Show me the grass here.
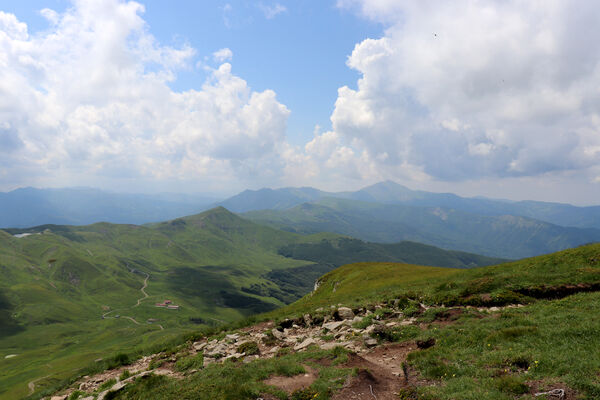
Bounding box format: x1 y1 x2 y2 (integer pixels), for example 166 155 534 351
109 347 352 400
0 207 505 399
35 242 600 399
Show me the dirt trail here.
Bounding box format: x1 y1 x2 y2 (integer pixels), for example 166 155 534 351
332 343 417 400
101 271 160 328
28 374 52 395
134 272 149 307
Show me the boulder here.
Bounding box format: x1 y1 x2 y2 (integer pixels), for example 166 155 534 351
271 328 284 340
336 307 355 320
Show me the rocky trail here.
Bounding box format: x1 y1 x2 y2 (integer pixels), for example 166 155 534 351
47 301 525 400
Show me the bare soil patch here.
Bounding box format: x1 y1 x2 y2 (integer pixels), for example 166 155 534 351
264 365 318 394
332 342 418 400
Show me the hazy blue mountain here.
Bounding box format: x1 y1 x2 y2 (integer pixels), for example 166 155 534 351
216 187 328 212
0 187 218 228
243 198 600 259
220 180 600 229
341 181 600 229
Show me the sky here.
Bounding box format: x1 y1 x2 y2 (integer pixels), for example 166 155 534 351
1 0 600 205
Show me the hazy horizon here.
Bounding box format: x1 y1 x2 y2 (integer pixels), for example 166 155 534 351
2 1 600 205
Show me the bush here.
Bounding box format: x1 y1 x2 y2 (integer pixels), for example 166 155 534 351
237 341 259 355
174 353 204 372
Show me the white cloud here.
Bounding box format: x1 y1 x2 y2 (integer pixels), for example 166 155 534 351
0 0 290 192
315 0 600 184
213 47 233 63
258 3 287 20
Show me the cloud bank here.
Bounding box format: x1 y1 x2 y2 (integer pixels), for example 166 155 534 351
302 0 600 187
0 0 289 191
1 0 599 202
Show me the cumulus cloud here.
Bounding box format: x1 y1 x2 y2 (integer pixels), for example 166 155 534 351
0 0 289 191
311 0 600 184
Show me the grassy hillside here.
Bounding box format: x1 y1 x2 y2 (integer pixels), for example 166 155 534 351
277 237 506 268
0 207 500 399
52 244 600 400
244 198 600 258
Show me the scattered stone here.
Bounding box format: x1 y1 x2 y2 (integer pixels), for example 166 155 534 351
364 338 378 348
271 329 285 340
226 333 239 341
193 342 207 351
294 338 316 351
322 321 345 331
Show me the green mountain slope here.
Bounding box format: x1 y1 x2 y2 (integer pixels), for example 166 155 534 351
0 207 499 399
55 245 600 400
244 198 600 258
277 237 506 268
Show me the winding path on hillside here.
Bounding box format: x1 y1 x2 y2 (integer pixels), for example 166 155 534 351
133 272 150 307
101 271 159 328
28 374 52 395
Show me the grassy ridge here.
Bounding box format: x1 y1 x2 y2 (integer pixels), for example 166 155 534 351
85 243 600 399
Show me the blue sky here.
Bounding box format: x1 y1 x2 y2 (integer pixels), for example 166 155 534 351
1 0 600 204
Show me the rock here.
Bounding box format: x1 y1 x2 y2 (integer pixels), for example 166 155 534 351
294 338 316 351
225 333 239 341
79 382 90 391
320 341 350 350
336 307 355 320
51 396 67 400
322 321 345 331
81 397 95 400
303 314 313 326
268 346 280 354
194 342 207 351
205 344 227 357
489 306 500 312
400 318 416 326
351 316 363 325
243 355 259 363
271 328 284 340
364 338 378 348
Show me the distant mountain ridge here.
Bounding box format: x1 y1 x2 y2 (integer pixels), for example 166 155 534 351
219 180 600 229
244 198 600 259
